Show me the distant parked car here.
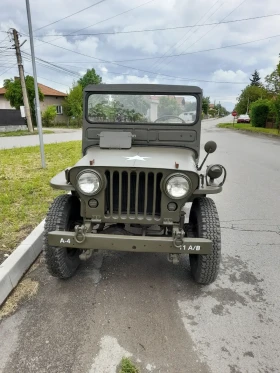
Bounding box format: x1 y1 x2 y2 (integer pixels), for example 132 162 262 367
237 114 250 123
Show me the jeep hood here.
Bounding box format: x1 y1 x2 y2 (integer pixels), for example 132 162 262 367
74 146 198 172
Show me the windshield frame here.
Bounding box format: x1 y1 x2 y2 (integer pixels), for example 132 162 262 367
85 89 201 127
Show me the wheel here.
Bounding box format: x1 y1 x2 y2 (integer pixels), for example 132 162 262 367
43 194 82 279
187 197 221 285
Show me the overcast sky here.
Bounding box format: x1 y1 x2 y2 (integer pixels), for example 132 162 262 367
0 0 279 110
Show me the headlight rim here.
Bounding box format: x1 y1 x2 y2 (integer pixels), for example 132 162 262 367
164 173 192 200
76 169 103 196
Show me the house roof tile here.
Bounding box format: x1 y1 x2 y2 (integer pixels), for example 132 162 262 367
0 82 67 97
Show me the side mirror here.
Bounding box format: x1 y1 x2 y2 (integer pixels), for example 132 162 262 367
197 141 217 171
204 141 217 154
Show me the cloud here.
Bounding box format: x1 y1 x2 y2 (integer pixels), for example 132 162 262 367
0 0 279 108
211 69 248 83
104 73 159 85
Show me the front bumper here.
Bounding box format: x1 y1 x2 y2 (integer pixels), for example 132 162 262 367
48 231 212 254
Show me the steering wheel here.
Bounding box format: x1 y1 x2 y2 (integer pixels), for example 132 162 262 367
154 115 186 123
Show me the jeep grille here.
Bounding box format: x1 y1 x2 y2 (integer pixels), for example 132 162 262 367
104 170 163 220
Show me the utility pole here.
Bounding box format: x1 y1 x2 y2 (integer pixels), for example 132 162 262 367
26 0 46 168
246 97 250 114
12 29 33 132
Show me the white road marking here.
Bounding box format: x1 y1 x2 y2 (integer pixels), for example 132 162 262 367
89 336 131 373
89 335 156 373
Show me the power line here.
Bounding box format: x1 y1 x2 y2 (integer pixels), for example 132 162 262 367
38 32 280 64
20 0 157 58
34 0 106 32
25 70 71 89
161 0 248 71
22 52 81 77
35 13 280 37
19 35 249 84
0 64 18 77
0 36 9 44
150 0 223 72
54 0 157 38
112 34 280 62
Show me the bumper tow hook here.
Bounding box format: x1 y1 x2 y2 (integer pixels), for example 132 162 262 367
74 225 87 244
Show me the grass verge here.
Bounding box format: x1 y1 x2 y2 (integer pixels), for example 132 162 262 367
119 358 139 373
217 123 280 136
0 130 54 137
0 141 81 262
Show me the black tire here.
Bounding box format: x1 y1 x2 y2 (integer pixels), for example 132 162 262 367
43 194 82 279
188 197 221 285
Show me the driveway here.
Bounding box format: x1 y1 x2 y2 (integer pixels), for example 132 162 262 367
1 116 280 373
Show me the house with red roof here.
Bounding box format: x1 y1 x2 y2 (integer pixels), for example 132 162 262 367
0 81 68 124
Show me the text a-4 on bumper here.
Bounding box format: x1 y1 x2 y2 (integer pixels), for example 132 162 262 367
48 231 212 254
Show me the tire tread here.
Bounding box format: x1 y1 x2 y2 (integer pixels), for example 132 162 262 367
43 194 80 279
189 197 221 285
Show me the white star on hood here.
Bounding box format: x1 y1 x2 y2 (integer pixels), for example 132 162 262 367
125 156 150 161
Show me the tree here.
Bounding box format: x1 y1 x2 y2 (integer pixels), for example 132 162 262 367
63 84 83 126
64 69 103 125
208 108 217 117
235 85 269 114
265 57 280 95
250 70 261 86
4 75 44 126
214 102 228 116
158 96 181 117
78 68 102 89
42 105 57 127
88 99 147 123
202 96 210 115
114 94 149 117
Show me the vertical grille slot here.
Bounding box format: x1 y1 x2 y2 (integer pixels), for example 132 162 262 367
105 170 162 219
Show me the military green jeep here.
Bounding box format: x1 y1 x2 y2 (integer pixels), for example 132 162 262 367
44 84 226 284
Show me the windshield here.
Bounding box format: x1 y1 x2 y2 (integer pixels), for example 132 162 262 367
87 93 197 124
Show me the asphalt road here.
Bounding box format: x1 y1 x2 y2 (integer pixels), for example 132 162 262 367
1 117 280 373
0 128 82 149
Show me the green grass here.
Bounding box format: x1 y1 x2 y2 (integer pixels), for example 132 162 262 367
0 141 81 255
0 130 54 137
119 358 139 373
217 123 280 136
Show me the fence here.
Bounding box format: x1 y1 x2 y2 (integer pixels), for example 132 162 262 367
0 109 26 127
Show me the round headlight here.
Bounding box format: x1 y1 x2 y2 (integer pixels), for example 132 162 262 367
166 175 191 199
77 171 101 195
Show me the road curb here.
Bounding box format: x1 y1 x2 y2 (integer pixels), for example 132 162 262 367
217 125 280 139
234 129 280 139
0 219 45 306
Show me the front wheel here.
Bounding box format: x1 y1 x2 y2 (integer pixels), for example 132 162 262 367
187 197 221 285
43 194 82 279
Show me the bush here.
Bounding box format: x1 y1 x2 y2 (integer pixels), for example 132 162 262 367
272 96 280 130
68 116 82 128
250 99 271 127
42 106 57 127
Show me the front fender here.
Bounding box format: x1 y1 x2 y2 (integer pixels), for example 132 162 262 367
50 170 74 191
